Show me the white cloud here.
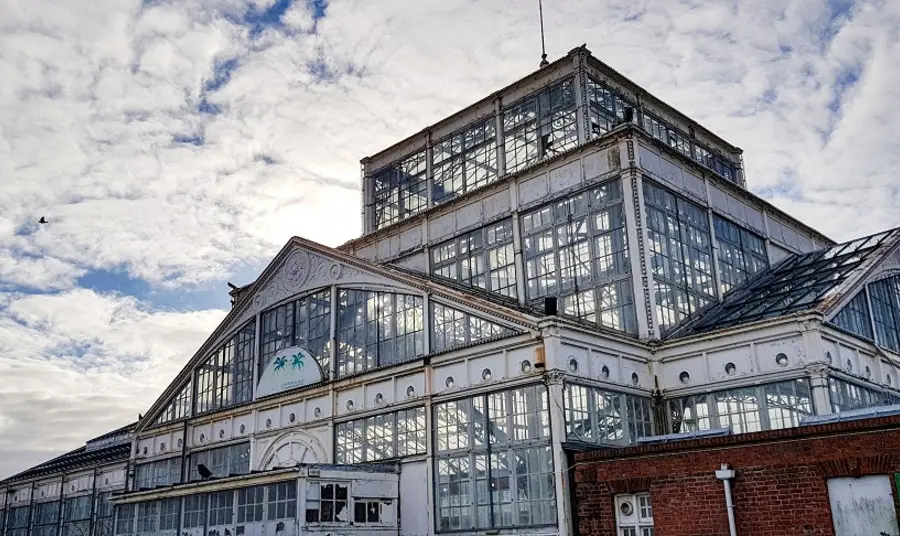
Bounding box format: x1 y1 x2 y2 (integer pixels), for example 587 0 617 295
0 290 224 479
1 0 900 477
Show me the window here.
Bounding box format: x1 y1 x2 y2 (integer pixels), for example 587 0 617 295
114 505 134 536
829 377 899 412
189 442 251 481
335 407 426 463
134 457 182 489
305 482 349 524
370 150 428 230
96 492 116 536
154 382 192 425
267 482 297 520
136 501 159 534
693 143 736 183
668 379 813 434
431 303 514 353
714 215 768 294
195 320 255 414
7 505 30 536
503 79 578 174
642 111 691 159
432 220 517 299
354 500 384 524
434 385 556 531
615 493 654 536
870 275 900 353
586 78 634 137
336 290 424 377
259 290 332 379
831 291 874 341
643 180 715 332
433 118 498 204
63 495 92 536
522 181 636 333
182 494 207 529
208 491 234 526
563 384 653 445
236 486 265 523
33 501 60 536
158 500 180 532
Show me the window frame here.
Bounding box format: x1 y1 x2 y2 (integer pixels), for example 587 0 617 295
431 220 517 299
433 384 556 532
521 180 636 334
335 406 427 463
667 378 814 434
304 481 350 525
502 78 578 174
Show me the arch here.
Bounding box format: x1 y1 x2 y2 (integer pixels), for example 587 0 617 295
258 429 329 470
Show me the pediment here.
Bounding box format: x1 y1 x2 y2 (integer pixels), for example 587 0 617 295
140 236 538 431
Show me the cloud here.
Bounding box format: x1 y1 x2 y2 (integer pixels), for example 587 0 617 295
2 0 900 478
0 290 224 479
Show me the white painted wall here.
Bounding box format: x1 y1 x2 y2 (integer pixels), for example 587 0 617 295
827 475 899 536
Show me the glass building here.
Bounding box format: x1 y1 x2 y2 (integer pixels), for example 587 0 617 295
5 45 900 536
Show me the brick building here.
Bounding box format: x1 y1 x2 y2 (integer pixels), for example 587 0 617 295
573 411 900 536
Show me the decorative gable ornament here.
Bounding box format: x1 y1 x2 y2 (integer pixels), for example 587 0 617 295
256 346 324 398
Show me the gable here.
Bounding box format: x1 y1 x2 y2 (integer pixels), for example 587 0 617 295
141 237 539 431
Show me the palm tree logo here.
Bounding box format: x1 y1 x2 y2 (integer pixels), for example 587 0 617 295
291 352 304 369
274 356 287 372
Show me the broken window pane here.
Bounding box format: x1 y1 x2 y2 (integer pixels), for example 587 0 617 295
503 79 577 174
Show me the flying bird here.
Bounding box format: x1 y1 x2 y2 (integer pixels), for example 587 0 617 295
38 217 48 224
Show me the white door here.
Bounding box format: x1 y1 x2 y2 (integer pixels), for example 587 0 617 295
828 475 899 536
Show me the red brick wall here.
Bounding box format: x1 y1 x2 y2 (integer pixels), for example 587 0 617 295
574 419 900 536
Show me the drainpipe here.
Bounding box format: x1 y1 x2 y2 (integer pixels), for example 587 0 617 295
715 464 737 536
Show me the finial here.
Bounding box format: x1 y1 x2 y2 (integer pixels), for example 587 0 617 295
539 0 549 68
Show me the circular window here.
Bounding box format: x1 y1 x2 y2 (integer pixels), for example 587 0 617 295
568 358 578 372
104 479 109 486
888 374 893 386
314 407 322 418
619 501 634 516
199 434 205 443
725 362 736 375
40 491 45 497
865 366 872 379
601 365 610 379
177 439 183 448
70 485 75 492
631 372 639 385
219 429 225 439
776 353 789 367
159 442 166 452
375 393 385 406
265 418 272 428
142 447 148 455
825 351 833 364
846 359 853 372
289 413 297 423
679 371 690 384
445 376 455 388
406 386 416 398
521 360 533 373
346 400 355 411
482 368 492 381
239 424 246 434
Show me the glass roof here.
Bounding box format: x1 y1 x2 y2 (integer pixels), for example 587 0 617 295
666 228 900 338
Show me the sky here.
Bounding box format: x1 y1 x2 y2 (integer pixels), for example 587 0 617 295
1 0 900 479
